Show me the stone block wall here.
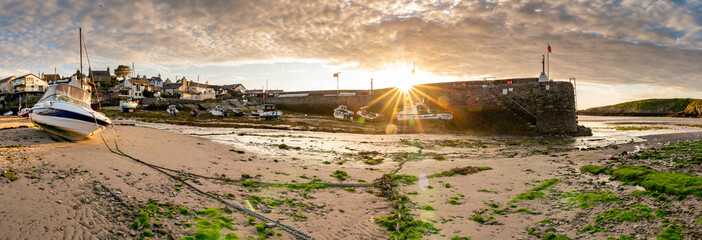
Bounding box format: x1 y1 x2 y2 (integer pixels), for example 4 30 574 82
265 78 578 135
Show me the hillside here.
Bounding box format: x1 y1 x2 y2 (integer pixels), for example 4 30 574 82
578 98 702 117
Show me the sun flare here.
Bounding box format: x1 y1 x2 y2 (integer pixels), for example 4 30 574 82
372 65 416 94
396 81 413 94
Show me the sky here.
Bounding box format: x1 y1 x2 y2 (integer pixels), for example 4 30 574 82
1 0 702 109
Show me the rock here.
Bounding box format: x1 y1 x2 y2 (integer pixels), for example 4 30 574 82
264 223 276 228
129 230 137 236
153 219 163 227
278 217 287 220
114 230 124 236
155 228 168 235
56 200 63 204
262 208 272 213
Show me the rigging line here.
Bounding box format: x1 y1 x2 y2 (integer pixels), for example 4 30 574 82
92 123 316 239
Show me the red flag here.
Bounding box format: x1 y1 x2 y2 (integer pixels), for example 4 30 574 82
333 73 339 77
548 45 552 53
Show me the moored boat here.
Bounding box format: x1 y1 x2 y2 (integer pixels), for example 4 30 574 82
18 108 30 117
232 108 245 117
259 104 281 120
356 106 383 121
210 105 229 117
119 98 138 112
396 103 453 122
29 84 112 141
167 105 179 116
333 105 355 121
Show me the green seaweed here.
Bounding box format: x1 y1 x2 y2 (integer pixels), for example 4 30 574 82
331 170 348 181
567 190 621 209
579 224 607 233
541 233 571 240
611 166 702 197
595 204 654 223
511 178 560 202
580 165 610 175
656 225 684 240
511 208 538 215
421 205 436 211
179 207 235 240
471 215 485 224
427 166 492 178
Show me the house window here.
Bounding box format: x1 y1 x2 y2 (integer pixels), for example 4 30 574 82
38 86 43 91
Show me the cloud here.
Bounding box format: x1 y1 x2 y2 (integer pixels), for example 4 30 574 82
0 0 701 91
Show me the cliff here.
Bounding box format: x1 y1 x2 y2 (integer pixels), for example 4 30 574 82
578 98 702 117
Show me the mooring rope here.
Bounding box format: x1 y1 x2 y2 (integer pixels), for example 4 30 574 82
90 118 317 239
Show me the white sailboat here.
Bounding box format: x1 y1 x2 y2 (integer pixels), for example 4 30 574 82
28 28 112 141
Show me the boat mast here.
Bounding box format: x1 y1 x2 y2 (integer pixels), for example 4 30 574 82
79 28 83 78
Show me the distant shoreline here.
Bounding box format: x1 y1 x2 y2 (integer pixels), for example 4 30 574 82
578 98 702 118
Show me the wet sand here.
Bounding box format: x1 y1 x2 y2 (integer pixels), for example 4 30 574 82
1 116 701 239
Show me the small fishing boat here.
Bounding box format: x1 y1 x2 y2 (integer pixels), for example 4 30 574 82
356 106 383 121
333 105 355 121
167 105 178 116
396 103 453 122
259 104 281 120
210 105 229 117
29 84 112 141
119 98 138 112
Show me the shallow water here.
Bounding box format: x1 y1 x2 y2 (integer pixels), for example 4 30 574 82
575 115 702 148
116 115 701 158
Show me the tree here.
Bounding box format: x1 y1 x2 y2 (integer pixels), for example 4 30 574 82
114 65 132 80
142 89 154 98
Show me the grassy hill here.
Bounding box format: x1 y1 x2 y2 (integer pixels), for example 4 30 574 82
578 98 702 117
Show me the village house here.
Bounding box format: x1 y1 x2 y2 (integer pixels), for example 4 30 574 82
67 73 93 92
109 75 153 99
88 67 112 87
0 76 16 95
42 73 61 85
209 83 246 98
0 74 50 101
11 74 49 93
149 74 164 88
160 78 215 101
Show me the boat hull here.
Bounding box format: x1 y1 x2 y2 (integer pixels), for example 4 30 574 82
210 110 227 116
29 101 112 141
396 113 453 122
120 101 138 111
259 110 282 119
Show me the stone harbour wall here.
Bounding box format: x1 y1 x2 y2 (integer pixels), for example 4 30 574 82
266 78 579 135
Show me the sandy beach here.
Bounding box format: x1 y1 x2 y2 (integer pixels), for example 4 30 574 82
1 115 701 240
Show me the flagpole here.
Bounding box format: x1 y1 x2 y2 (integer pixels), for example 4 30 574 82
336 72 339 96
